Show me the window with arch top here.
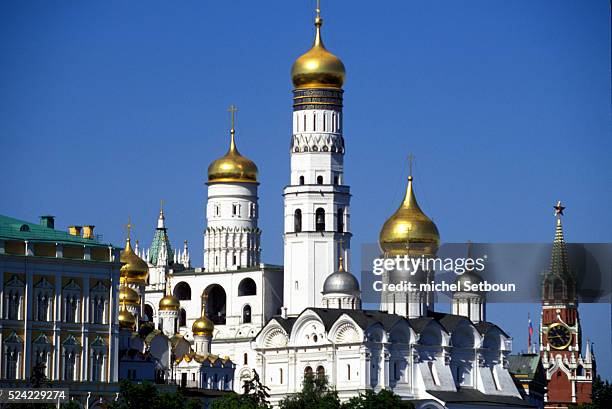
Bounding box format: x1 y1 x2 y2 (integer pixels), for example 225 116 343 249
317 175 323 185
238 278 257 296
242 304 252 323
299 175 305 185
294 209 302 233
315 208 325 232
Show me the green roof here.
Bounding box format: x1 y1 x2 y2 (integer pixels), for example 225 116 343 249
148 228 173 265
0 214 115 248
507 354 541 379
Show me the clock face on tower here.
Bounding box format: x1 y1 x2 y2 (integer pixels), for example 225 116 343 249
548 323 572 350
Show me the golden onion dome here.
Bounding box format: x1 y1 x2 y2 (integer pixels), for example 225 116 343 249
159 294 181 311
120 238 149 284
192 297 214 337
291 11 345 89
118 307 136 331
379 175 440 256
207 130 258 184
119 285 140 306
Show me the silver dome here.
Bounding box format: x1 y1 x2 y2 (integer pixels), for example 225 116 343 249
323 271 360 295
455 270 484 293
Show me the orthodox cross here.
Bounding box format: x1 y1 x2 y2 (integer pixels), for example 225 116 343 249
228 104 238 132
408 153 415 177
125 217 133 240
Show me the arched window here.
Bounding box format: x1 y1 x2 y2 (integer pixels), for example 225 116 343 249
294 209 302 233
316 365 325 378
179 308 187 327
242 305 252 324
205 284 227 325
299 176 305 185
144 304 154 322
337 207 344 232
317 175 323 185
238 278 257 296
173 282 191 300
315 208 325 232
304 366 313 376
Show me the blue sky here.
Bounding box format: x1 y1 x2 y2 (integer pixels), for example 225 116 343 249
1 1 610 379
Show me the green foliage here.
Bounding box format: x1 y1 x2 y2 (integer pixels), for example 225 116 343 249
277 375 414 409
342 389 415 409
211 370 270 409
278 374 340 409
569 375 612 409
107 380 200 409
61 401 83 409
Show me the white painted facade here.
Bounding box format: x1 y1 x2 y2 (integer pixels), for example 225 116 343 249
283 104 351 316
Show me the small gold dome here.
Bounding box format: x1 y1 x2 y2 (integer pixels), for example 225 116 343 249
118 307 136 330
119 285 140 306
192 296 214 337
291 14 345 89
192 315 214 337
379 176 440 256
120 238 149 284
159 294 181 311
207 131 258 184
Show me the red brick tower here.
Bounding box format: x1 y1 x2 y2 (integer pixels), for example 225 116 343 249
540 201 594 408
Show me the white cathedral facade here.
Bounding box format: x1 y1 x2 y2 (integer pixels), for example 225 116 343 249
132 7 533 409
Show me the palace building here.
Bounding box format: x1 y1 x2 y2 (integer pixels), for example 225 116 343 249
0 215 121 404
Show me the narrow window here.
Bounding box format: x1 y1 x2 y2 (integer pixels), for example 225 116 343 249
244 353 248 365
242 305 252 324
294 209 302 233
233 255 237 265
347 364 351 380
313 113 316 131
295 281 299 290
303 114 306 131
317 175 323 185
333 175 339 185
323 114 326 131
280 368 284 384
299 175 305 185
337 207 344 232
315 208 325 231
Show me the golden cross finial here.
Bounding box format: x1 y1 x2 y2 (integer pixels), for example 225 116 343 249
408 153 415 177
228 104 238 133
125 217 134 240
316 0 321 18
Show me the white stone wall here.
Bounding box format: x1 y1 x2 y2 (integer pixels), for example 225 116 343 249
283 106 351 316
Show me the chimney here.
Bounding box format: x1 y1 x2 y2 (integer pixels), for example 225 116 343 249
40 215 55 229
82 225 96 239
68 226 82 236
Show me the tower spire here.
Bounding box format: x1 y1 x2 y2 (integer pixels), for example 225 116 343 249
228 104 238 151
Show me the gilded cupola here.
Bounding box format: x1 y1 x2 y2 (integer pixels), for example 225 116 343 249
192 295 214 337
291 4 345 89
119 285 140 306
118 300 136 331
379 173 440 256
207 106 258 184
120 236 149 285
159 272 180 312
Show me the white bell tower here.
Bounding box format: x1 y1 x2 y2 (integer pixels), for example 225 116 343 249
283 5 351 316
204 105 261 272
